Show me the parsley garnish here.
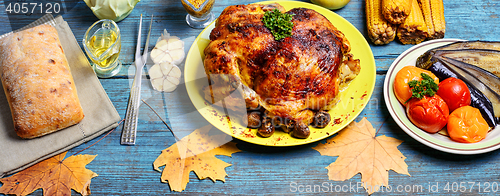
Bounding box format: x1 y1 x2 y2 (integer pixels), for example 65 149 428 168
406 73 439 103
262 9 294 41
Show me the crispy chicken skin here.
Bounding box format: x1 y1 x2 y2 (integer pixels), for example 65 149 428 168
203 3 360 122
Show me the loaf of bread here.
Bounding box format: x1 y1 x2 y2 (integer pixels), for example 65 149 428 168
0 24 84 139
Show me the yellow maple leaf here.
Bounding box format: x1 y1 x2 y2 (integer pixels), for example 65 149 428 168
312 117 410 194
153 125 241 192
0 151 98 196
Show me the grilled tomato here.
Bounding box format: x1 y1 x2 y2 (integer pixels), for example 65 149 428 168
406 95 449 133
436 77 471 112
447 106 489 143
394 66 439 106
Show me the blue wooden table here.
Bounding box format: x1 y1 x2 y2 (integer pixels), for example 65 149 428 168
1 0 500 195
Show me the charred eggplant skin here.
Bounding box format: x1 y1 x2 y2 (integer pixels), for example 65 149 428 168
416 51 435 70
417 40 500 71
469 87 499 127
430 40 500 51
416 54 499 127
432 49 500 78
442 57 500 94
418 40 500 78
416 55 455 80
438 57 500 118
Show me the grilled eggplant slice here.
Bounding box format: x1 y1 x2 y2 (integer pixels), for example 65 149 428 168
416 40 500 78
440 59 500 121
432 49 500 78
416 56 454 80
441 57 500 94
438 57 500 119
469 88 499 128
416 55 499 127
467 82 498 127
432 40 500 51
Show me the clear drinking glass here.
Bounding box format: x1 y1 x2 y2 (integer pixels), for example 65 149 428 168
180 0 215 28
83 19 122 78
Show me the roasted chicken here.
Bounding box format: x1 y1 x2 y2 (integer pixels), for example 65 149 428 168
203 3 360 138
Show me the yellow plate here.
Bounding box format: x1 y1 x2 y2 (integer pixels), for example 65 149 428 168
184 1 375 146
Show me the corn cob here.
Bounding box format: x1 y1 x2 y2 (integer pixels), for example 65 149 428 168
397 0 429 45
382 0 412 24
366 0 397 45
418 0 446 39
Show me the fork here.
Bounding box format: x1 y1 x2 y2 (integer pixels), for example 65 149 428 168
121 14 153 145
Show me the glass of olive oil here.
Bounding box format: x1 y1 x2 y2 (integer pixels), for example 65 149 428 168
83 19 122 78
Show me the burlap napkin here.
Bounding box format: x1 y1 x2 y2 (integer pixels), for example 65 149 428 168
0 15 121 177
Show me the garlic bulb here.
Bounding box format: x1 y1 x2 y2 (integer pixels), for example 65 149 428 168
149 29 185 92
149 62 181 92
150 30 185 65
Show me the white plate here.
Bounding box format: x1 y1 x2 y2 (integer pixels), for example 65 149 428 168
384 38 500 155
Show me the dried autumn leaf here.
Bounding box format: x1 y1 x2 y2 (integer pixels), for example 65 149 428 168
312 117 410 195
0 151 98 196
153 125 241 192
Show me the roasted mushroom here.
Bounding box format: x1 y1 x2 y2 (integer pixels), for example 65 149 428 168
291 121 310 139
257 117 275 138
271 116 285 128
281 118 294 133
247 111 262 129
312 111 331 128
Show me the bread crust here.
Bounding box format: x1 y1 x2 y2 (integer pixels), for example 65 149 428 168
0 24 84 139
